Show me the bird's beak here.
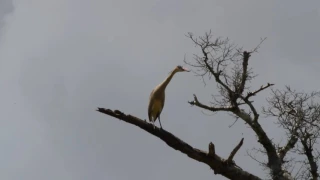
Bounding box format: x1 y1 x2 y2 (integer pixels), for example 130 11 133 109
182 67 190 72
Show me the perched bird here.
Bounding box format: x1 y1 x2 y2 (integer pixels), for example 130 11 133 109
148 65 190 129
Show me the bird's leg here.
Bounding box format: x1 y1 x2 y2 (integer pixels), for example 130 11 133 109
158 115 163 129
152 120 156 129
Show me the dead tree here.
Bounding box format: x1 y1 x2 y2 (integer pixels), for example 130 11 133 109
96 30 319 180
262 87 320 180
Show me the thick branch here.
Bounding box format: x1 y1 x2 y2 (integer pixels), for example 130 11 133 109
239 95 260 122
233 110 286 179
97 108 261 180
278 134 298 161
278 124 300 162
238 51 250 94
301 139 319 180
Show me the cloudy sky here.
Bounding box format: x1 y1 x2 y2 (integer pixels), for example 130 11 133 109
0 0 319 179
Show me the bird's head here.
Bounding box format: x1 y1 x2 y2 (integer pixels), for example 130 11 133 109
174 65 190 72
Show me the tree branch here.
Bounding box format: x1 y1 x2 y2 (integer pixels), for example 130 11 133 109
238 51 250 94
227 138 244 163
188 94 234 112
208 142 215 157
96 108 262 180
240 83 274 122
239 95 260 122
245 83 275 101
278 134 298 161
186 32 234 95
278 120 301 162
301 137 319 180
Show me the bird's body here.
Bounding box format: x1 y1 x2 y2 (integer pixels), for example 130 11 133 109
148 65 189 129
148 87 165 127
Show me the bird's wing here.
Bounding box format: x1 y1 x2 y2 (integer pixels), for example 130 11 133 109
149 89 155 99
148 89 155 122
154 92 165 120
161 92 165 111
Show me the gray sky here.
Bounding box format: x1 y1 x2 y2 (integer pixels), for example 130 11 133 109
0 0 319 179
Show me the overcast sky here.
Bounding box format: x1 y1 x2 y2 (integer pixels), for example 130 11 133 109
0 0 319 180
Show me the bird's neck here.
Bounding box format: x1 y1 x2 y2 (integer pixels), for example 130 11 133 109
158 70 177 91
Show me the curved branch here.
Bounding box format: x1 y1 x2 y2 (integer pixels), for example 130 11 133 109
227 138 244 163
96 107 261 180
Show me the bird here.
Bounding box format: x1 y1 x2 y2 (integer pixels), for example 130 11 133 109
148 65 190 129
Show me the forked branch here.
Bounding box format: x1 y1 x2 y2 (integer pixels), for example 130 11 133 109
245 83 275 101
278 134 298 161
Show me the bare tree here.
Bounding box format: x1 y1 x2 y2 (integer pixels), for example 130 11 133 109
263 87 320 180
96 30 319 180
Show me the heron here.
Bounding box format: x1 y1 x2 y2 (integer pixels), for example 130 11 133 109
148 65 190 129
